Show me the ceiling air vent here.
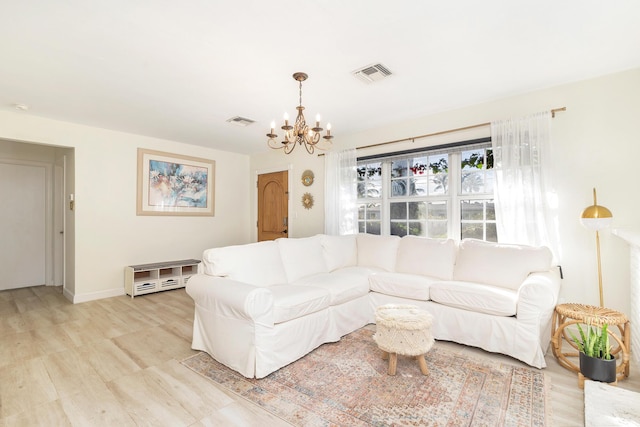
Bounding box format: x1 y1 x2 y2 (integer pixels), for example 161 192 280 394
226 116 255 127
352 63 392 84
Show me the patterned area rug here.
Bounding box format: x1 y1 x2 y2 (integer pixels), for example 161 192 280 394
182 327 550 426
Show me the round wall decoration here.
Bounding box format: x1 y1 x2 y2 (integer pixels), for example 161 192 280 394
301 170 314 186
302 192 314 209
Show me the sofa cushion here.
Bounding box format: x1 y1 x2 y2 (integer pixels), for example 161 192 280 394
292 269 372 305
277 235 328 282
320 234 358 271
453 239 553 290
369 272 437 301
202 240 287 287
395 236 456 280
430 280 518 316
269 285 331 324
356 234 401 272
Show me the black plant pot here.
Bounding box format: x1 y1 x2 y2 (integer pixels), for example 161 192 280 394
579 352 617 383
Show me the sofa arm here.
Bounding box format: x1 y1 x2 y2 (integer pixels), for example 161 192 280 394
186 274 274 324
516 269 562 320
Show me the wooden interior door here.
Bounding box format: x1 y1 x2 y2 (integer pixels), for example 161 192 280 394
258 171 288 241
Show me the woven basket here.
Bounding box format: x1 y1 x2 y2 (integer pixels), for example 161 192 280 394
373 304 434 356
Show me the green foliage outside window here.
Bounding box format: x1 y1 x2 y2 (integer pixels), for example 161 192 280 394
357 144 494 241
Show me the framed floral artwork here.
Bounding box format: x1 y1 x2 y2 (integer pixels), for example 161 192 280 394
137 148 215 216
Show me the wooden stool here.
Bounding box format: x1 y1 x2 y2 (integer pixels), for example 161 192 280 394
373 304 434 376
551 303 630 382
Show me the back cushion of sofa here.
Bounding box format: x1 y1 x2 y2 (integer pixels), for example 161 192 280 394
356 234 401 272
395 236 456 280
277 235 329 282
453 239 553 290
202 240 287 286
320 234 357 271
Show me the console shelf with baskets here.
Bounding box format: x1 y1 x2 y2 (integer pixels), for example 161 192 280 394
124 259 200 298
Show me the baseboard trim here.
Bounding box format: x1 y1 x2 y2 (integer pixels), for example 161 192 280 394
71 287 125 304
62 286 74 302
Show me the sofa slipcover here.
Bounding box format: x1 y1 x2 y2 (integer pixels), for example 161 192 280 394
187 234 561 378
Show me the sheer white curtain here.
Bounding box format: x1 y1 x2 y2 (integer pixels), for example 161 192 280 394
324 148 358 235
491 111 560 259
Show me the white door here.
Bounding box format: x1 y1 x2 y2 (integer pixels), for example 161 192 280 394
0 162 46 290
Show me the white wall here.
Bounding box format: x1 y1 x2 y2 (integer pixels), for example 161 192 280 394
250 148 326 240
0 111 251 302
3 67 637 311
251 68 640 315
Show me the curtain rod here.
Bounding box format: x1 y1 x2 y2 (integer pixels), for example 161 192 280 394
318 107 566 156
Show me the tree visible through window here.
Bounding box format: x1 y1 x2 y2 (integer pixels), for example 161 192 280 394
357 143 496 241
357 162 382 234
459 148 496 241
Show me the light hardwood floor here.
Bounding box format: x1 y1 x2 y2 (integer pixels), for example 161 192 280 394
0 285 638 426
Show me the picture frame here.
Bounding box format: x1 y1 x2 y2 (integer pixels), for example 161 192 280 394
137 148 215 216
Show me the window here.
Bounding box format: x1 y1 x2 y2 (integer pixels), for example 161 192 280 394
357 162 382 234
459 147 496 241
357 142 496 241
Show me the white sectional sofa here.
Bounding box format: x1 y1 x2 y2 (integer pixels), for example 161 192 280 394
186 234 561 378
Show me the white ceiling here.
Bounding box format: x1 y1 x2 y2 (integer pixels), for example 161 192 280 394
1 1 639 155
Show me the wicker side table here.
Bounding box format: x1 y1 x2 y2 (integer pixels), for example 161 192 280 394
373 304 434 376
551 303 630 381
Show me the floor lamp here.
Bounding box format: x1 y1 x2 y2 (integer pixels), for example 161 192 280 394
580 188 613 308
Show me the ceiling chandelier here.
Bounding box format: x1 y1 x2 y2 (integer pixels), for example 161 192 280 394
267 72 333 154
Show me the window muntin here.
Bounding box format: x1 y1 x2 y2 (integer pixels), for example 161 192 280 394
390 154 448 197
357 162 382 234
357 162 382 198
389 201 448 238
461 148 494 195
357 144 494 241
460 199 497 241
358 202 381 234
459 148 496 241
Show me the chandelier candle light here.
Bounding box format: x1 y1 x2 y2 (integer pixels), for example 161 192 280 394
267 72 333 154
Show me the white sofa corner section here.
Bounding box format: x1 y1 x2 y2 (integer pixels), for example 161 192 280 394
187 234 561 377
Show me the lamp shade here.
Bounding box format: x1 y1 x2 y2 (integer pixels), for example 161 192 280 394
580 215 613 231
580 188 613 231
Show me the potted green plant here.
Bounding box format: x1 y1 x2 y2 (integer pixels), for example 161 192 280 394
569 322 617 383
